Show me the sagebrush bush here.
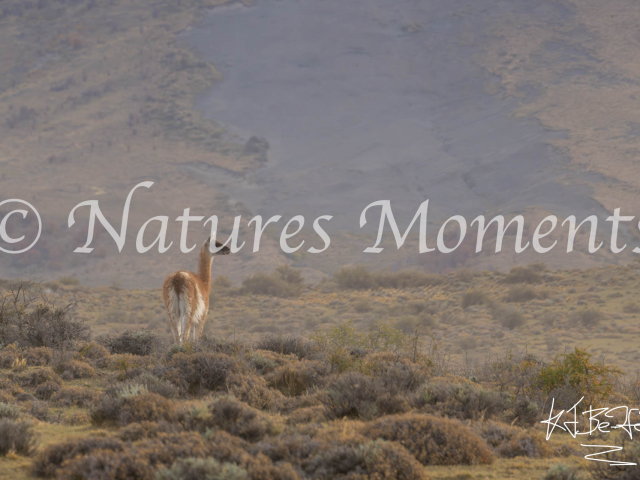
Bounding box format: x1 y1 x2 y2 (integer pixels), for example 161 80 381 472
97 330 160 356
241 266 304 298
18 367 62 387
362 413 493 465
322 371 412 420
492 305 526 329
156 457 248 480
303 440 428 480
544 463 584 480
0 402 22 420
195 396 280 442
504 285 538 303
54 359 96 379
164 352 237 394
24 347 53 366
255 335 314 359
267 360 329 396
50 386 100 407
91 392 176 426
419 378 507 420
35 381 61 401
333 265 441 291
461 289 489 309
503 266 542 284
569 308 603 328
476 421 551 459
32 436 126 477
0 419 38 456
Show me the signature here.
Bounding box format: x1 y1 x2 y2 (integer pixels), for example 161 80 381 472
542 397 640 465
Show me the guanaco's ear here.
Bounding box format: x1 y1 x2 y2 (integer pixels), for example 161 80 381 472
205 236 211 246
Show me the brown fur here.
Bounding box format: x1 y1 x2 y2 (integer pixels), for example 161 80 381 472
162 238 230 343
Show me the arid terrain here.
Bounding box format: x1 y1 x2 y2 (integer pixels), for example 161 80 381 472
1 263 640 479
2 0 640 288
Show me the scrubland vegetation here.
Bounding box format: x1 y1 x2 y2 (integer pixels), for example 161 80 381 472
2 263 640 479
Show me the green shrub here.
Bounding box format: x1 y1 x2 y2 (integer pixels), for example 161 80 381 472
536 347 622 407
362 413 493 465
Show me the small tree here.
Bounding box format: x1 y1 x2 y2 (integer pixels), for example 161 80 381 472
537 347 622 407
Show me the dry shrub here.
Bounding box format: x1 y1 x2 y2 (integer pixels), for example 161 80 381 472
362 413 493 466
106 353 154 373
50 386 100 407
127 372 179 399
76 342 110 365
119 392 176 425
91 392 176 426
54 359 96 379
461 289 489 309
322 369 421 420
475 421 551 459
32 436 126 477
256 335 314 359
118 421 184 442
418 377 507 420
241 270 303 298
35 381 61 401
0 402 22 419
24 347 53 366
0 344 20 368
57 448 154 480
97 330 160 356
227 373 290 412
0 419 38 456
360 353 429 392
248 350 294 375
156 457 248 480
492 305 526 329
164 352 237 394
61 411 91 426
504 285 539 303
286 405 327 425
36 432 212 479
303 439 428 480
503 266 542 284
17 367 62 387
190 396 281 442
267 360 329 396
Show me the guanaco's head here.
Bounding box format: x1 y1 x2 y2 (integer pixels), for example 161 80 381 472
204 236 231 256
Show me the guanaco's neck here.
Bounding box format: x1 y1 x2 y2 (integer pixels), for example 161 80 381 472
197 245 213 289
